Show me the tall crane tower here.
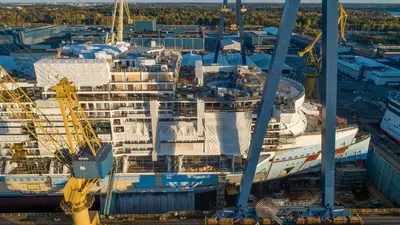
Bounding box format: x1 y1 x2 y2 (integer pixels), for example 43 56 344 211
214 0 247 65
107 0 133 44
0 66 113 225
213 0 352 222
298 3 347 100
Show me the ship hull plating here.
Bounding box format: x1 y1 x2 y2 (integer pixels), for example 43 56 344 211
0 135 370 197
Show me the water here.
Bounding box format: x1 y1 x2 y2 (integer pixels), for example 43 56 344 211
390 11 400 17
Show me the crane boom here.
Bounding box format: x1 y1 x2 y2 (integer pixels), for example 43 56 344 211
124 0 133 24
53 77 113 225
108 0 119 44
298 3 347 99
338 3 347 41
107 0 132 44
52 77 101 157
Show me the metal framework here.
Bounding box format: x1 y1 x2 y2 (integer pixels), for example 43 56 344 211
320 0 339 217
52 77 102 157
231 0 342 220
213 0 247 65
0 66 113 225
107 0 132 44
235 0 301 217
0 66 69 163
298 3 347 100
213 0 228 64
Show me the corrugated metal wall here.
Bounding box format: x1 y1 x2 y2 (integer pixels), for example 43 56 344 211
101 191 195 214
367 150 400 206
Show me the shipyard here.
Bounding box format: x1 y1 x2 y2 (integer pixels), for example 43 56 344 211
0 1 399 225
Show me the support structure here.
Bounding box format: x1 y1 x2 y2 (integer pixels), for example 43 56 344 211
150 100 160 161
213 0 246 65
213 0 228 64
108 0 118 44
235 0 301 216
236 0 246 65
117 0 124 42
320 0 339 217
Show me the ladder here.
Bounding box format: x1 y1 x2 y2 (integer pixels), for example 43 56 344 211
216 173 227 210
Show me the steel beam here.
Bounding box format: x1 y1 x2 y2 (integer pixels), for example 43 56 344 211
213 0 228 64
235 0 301 215
236 0 246 65
320 0 338 216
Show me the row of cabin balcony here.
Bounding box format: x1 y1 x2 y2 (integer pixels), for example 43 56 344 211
111 73 174 82
55 83 175 93
109 83 174 92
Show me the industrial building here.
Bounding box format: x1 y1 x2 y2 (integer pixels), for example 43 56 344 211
244 29 276 52
134 20 157 32
337 55 400 85
131 20 204 51
0 25 65 45
376 44 400 58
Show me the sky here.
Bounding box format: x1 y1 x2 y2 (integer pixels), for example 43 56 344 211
3 0 400 3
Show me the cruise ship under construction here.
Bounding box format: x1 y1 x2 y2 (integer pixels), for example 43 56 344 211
0 43 370 214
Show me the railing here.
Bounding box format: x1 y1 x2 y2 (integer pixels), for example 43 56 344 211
349 208 400 214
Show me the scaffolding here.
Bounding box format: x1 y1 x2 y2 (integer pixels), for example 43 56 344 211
216 173 227 210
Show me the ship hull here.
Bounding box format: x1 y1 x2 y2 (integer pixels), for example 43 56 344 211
0 135 370 197
380 109 400 144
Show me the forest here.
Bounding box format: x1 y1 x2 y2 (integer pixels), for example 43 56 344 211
0 3 399 37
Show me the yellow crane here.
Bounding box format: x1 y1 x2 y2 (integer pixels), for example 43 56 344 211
0 66 113 225
56 48 62 59
298 3 347 100
107 0 133 44
124 0 133 25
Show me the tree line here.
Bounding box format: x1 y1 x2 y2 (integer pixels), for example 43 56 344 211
0 3 399 37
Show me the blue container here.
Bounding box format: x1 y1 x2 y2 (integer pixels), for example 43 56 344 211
72 143 114 179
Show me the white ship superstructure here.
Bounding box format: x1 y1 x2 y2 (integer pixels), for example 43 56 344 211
380 91 400 144
0 45 370 203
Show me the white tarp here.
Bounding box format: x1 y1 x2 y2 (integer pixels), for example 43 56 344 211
124 122 150 141
204 112 252 155
221 39 241 51
160 122 199 141
62 43 130 59
34 58 111 87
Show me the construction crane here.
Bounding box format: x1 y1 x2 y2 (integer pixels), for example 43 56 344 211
124 0 133 25
0 66 113 225
214 0 247 65
298 3 348 100
106 0 133 44
209 1 359 224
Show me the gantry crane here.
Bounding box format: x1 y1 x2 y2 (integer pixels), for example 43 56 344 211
298 3 347 100
0 66 113 225
210 1 357 223
214 0 247 65
107 0 133 44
